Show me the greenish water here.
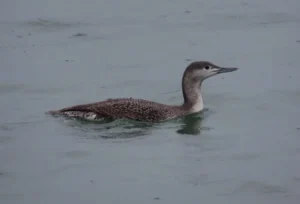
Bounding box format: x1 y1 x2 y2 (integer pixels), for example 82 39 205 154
1 0 300 204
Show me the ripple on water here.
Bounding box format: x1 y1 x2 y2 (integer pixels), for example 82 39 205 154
0 84 24 95
0 171 14 179
225 181 288 196
228 152 262 161
293 177 300 182
0 83 80 95
62 150 92 159
24 18 84 31
0 135 15 144
49 163 90 176
0 122 28 132
0 120 46 132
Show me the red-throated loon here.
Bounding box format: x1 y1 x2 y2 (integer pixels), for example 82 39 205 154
47 61 238 122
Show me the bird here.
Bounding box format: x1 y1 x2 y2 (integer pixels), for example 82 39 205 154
47 61 238 122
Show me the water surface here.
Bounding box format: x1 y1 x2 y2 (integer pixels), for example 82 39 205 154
1 0 300 203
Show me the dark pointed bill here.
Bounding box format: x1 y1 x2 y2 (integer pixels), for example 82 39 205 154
217 67 238 74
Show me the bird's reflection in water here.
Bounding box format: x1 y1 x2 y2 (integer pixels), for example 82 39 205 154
176 108 213 135
99 121 157 140
62 108 213 139
65 117 158 140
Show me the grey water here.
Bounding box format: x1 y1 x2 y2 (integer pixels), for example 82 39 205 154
1 0 300 203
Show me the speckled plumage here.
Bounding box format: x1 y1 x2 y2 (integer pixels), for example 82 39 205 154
48 61 238 122
49 98 188 122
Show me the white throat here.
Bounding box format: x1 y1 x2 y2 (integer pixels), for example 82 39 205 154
189 93 204 113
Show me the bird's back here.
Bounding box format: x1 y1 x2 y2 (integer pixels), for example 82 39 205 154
50 98 185 122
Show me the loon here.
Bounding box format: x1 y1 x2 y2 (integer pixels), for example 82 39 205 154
47 61 238 122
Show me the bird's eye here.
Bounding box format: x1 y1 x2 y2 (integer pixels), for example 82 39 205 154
204 65 210 70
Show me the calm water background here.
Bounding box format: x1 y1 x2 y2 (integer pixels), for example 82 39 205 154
1 0 300 203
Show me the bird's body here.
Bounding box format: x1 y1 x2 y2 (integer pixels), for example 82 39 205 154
48 61 238 122
49 98 188 122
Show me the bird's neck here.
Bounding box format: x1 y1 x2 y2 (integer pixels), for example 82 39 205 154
181 77 204 113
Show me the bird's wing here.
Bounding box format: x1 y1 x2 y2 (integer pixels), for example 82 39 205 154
58 98 172 121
